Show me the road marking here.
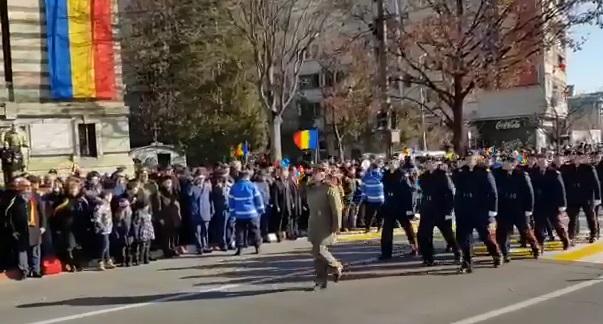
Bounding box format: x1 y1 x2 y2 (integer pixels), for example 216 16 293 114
26 255 379 324
449 274 603 324
553 241 603 262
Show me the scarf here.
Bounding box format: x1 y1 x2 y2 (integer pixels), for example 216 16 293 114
28 197 38 227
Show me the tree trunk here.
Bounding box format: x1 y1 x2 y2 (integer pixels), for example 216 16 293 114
334 127 344 162
332 109 345 161
451 98 466 155
270 114 283 161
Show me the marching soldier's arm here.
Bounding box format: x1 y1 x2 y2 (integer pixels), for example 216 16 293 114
485 171 498 213
590 166 601 202
523 172 535 214
555 172 568 209
444 173 455 215
327 187 342 233
402 176 414 213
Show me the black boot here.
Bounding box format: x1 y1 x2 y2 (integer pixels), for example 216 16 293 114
493 257 502 268
423 259 437 267
453 253 461 265
503 255 511 263
459 261 472 274
313 282 328 291
234 248 242 256
532 248 540 259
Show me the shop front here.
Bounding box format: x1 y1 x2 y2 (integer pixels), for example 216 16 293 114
472 117 540 150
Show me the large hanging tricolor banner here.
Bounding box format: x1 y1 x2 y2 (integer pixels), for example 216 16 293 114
293 129 319 150
45 0 116 100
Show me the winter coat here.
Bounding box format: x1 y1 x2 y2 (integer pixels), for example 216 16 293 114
93 200 113 235
211 182 230 214
112 198 133 244
156 188 182 229
5 192 29 250
53 195 92 251
133 206 155 242
254 180 271 210
271 177 300 217
307 182 342 246
186 181 214 223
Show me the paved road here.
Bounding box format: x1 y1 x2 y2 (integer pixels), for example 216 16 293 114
1 235 603 324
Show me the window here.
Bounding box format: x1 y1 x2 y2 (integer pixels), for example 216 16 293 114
300 102 321 119
299 74 320 90
557 55 566 72
324 70 346 88
78 123 97 157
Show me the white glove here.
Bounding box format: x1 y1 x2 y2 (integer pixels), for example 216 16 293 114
488 211 497 217
595 200 601 206
406 211 414 216
525 211 533 217
558 207 566 212
40 227 46 235
444 215 453 221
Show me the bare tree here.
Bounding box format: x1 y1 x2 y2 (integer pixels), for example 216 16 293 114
229 0 339 160
393 0 601 153
317 39 378 160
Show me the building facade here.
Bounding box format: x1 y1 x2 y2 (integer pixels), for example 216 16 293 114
567 92 603 131
0 0 132 176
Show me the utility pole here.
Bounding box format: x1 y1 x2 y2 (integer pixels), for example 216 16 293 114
375 0 392 157
419 54 427 152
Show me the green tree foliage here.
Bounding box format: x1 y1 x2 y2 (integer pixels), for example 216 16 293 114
123 0 266 165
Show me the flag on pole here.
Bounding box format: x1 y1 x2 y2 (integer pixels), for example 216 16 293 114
293 129 319 150
233 143 245 158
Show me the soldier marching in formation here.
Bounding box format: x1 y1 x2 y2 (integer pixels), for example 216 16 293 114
353 147 603 275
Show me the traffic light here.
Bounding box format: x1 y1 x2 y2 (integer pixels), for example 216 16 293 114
376 110 388 130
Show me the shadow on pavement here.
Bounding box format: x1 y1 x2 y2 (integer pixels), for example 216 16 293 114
15 241 509 309
16 287 315 308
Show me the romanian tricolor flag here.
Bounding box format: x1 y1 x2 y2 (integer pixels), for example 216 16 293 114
232 142 249 158
45 0 116 100
293 129 319 151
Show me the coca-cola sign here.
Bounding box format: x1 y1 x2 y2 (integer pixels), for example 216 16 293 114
495 119 521 130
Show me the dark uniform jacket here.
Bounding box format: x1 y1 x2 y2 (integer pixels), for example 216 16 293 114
418 169 454 217
493 168 534 216
560 163 601 205
452 165 498 219
596 161 603 200
382 169 415 215
529 167 567 213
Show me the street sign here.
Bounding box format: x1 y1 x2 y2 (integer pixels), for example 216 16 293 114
390 129 400 143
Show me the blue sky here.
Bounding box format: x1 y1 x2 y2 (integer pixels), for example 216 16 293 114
567 24 603 94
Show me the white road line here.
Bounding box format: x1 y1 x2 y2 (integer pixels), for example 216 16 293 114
27 256 378 324
449 274 603 324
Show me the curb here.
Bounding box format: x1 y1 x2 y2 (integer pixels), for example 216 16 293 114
552 241 603 262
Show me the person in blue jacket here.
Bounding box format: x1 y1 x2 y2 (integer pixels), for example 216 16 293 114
361 164 385 233
186 173 214 255
229 169 265 256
